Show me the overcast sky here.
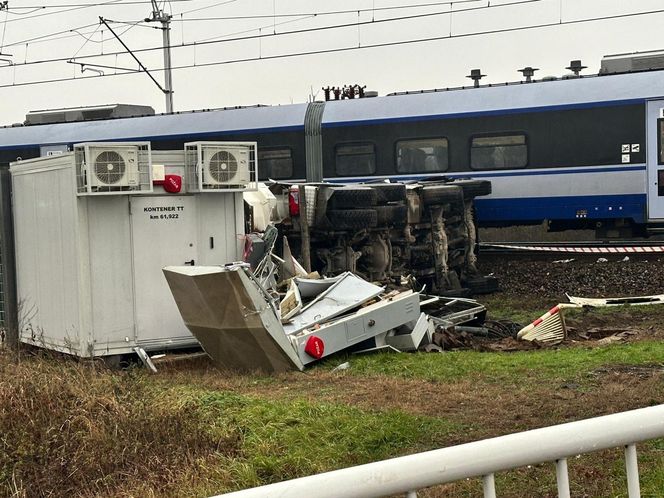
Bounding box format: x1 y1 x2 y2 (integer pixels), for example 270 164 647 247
0 0 662 125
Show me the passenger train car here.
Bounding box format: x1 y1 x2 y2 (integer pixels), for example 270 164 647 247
3 53 664 237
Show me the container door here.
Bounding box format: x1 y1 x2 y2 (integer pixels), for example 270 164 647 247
647 100 664 220
130 195 198 348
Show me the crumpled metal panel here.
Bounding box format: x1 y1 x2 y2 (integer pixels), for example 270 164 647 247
163 265 304 373
283 272 384 336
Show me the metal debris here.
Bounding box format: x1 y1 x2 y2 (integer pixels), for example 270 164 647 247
566 293 664 307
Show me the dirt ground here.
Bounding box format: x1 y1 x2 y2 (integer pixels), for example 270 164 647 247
479 254 664 301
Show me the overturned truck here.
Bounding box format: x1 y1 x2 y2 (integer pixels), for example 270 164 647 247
249 179 495 295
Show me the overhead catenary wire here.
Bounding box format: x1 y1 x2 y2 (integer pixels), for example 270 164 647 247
1 6 662 90
6 0 194 11
0 0 522 52
2 0 125 23
3 23 99 47
1 0 192 23
1 0 549 69
170 0 481 21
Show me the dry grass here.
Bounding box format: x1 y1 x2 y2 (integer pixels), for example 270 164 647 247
0 352 240 497
1 331 663 497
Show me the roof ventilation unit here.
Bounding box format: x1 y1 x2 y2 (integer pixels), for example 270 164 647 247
185 141 257 192
466 69 486 88
565 60 587 77
74 142 153 195
518 66 539 82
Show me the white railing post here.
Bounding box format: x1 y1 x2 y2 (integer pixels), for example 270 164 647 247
482 473 496 498
625 444 641 498
555 458 570 498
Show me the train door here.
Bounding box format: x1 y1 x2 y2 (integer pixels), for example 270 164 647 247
647 100 664 220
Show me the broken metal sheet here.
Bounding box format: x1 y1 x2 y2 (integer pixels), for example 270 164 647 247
566 293 664 307
283 272 384 336
133 346 157 373
294 273 344 299
163 265 305 373
422 295 486 328
386 312 434 352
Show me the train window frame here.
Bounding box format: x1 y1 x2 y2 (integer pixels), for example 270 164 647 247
469 132 528 170
258 146 294 180
395 137 450 174
334 142 376 177
658 119 664 165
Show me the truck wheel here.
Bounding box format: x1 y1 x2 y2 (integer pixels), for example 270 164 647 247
371 183 407 203
421 185 463 206
327 209 378 229
327 187 378 209
375 205 408 226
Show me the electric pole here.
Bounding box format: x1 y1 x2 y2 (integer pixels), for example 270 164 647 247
147 1 174 113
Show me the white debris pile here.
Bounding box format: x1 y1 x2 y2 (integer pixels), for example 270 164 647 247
163 241 487 373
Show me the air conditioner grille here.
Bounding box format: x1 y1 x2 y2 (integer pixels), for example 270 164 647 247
94 150 126 185
208 150 238 183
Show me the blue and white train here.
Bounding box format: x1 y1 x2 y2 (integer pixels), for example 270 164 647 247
3 52 664 237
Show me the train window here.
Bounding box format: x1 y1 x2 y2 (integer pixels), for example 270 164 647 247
470 134 527 170
396 138 449 173
335 143 376 176
258 148 293 179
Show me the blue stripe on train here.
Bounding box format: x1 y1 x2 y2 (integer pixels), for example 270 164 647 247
325 164 646 183
475 194 647 224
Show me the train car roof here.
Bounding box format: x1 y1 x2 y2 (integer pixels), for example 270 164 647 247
0 103 307 149
321 70 664 127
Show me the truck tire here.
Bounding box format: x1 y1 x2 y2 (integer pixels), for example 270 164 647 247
371 183 407 203
451 179 492 198
421 185 463 206
327 187 378 209
327 209 378 229
375 205 408 226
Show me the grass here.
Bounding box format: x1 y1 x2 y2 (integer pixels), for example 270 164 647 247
1 303 663 498
192 391 459 493
0 351 459 498
339 340 664 383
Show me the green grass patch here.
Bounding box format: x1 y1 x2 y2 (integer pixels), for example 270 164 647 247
190 391 460 494
336 341 664 383
0 352 462 497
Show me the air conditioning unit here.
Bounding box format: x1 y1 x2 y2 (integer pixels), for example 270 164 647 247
185 142 257 192
75 142 152 195
202 146 250 187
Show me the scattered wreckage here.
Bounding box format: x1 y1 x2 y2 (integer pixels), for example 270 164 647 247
160 178 500 374
244 179 497 296
163 262 487 373
517 292 664 346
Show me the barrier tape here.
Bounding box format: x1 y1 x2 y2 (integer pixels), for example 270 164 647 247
481 244 664 253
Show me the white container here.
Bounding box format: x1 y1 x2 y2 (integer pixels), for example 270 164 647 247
10 149 244 357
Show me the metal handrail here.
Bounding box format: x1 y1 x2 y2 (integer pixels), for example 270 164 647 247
213 404 664 498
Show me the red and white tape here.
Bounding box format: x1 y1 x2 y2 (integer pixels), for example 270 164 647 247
484 244 664 254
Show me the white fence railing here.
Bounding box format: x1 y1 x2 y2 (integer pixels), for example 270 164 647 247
213 404 664 498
